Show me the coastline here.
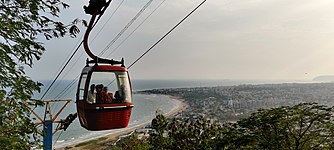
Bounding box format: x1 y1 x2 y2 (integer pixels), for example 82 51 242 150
57 95 187 150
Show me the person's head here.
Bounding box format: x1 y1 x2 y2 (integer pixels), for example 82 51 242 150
103 87 108 92
96 84 103 92
90 84 95 91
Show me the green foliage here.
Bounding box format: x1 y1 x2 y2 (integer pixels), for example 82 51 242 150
236 103 334 149
0 0 82 149
98 103 334 149
124 103 334 150
149 114 230 150
114 134 151 150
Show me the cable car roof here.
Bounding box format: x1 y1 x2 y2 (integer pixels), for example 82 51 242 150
82 65 128 73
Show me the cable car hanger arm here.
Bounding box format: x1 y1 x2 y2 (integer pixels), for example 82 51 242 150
83 0 110 60
83 0 124 66
83 12 98 60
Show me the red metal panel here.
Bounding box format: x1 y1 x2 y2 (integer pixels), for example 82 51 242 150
92 65 128 72
84 108 132 130
77 101 133 130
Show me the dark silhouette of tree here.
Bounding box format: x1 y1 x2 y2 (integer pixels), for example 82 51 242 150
236 103 334 149
145 103 334 149
149 114 230 150
0 0 82 149
117 134 151 150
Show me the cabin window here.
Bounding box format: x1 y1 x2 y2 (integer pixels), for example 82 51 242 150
79 74 88 101
88 71 132 104
116 72 132 103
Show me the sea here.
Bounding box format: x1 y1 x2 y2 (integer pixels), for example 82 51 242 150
32 79 308 148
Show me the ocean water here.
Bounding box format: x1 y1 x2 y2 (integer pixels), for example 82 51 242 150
34 79 232 148
32 79 305 148
51 94 180 148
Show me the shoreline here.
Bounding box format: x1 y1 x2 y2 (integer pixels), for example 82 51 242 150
56 95 187 149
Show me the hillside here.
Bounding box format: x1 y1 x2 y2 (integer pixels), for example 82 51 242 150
313 75 334 82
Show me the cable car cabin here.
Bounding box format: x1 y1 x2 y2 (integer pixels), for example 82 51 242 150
76 62 133 131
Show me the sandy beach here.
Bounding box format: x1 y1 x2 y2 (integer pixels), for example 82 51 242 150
56 96 187 150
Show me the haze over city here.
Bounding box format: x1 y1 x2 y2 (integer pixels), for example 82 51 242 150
26 0 334 81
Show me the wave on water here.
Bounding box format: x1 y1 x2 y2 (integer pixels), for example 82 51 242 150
56 140 65 143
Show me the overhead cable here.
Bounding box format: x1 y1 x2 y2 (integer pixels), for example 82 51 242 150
99 0 154 56
54 75 79 99
56 0 167 99
39 0 113 100
45 0 126 98
128 0 207 69
91 0 125 43
107 0 167 58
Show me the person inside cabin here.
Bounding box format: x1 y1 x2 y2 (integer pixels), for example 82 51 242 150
87 84 96 104
114 84 125 103
108 92 114 103
95 84 104 103
102 86 112 103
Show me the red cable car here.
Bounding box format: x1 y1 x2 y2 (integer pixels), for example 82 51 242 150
76 59 133 131
76 1 133 131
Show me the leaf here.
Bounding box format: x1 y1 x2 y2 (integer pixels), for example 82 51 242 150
81 20 88 27
72 18 79 24
44 33 52 40
0 0 88 148
69 25 80 35
62 2 70 9
33 53 40 60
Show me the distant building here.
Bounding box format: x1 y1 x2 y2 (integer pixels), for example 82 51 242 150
227 99 233 108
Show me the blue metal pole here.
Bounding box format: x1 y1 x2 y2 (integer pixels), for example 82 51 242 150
43 121 52 150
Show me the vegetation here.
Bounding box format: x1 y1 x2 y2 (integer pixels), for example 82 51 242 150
149 114 227 150
110 103 334 150
235 103 334 149
116 134 151 150
0 0 82 149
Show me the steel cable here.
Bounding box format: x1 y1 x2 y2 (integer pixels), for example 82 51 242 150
39 0 113 100
128 0 207 69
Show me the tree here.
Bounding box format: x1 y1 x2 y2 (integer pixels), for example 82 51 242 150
235 103 334 149
146 103 334 150
107 103 334 149
149 114 230 150
115 134 151 150
0 0 82 149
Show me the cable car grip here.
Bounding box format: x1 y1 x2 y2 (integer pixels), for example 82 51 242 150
85 57 125 67
84 0 111 15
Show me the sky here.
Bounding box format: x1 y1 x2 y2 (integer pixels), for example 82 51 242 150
26 0 334 81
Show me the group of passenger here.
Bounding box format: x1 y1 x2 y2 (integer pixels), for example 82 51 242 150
87 84 124 104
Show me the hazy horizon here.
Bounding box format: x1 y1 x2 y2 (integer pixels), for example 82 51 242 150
25 0 334 82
